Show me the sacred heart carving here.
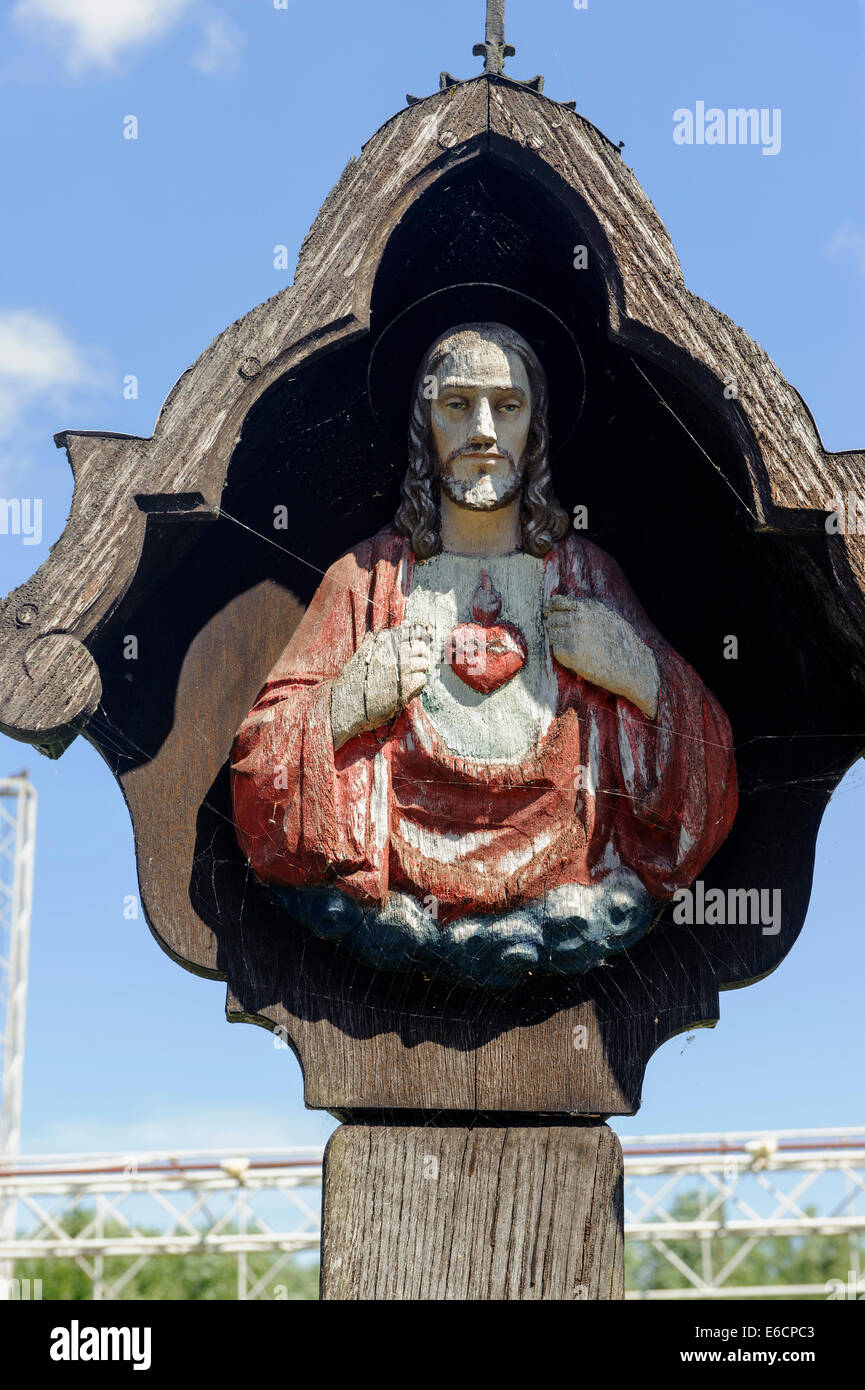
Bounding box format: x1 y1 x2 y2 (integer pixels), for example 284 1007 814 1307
445 570 528 695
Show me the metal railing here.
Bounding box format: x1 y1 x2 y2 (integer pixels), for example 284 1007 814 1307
1 1127 863 1299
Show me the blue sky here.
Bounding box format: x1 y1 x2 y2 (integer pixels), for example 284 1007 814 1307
0 0 863 1156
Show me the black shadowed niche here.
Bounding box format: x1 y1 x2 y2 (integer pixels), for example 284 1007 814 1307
79 151 861 1113
0 60 861 1123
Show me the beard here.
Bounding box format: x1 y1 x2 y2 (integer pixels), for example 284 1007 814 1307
438 446 526 512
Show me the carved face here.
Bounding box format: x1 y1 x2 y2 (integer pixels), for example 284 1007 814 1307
429 328 532 512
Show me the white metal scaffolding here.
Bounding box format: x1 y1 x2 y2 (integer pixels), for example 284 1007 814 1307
0 775 37 1288
0 1148 323 1301
0 1128 863 1299
623 1127 865 1299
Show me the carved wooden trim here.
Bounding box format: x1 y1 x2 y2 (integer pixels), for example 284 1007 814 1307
2 76 862 1115
2 78 862 749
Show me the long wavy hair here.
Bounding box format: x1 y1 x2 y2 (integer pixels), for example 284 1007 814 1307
394 322 569 560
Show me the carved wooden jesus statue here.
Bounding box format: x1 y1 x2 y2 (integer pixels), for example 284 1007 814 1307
231 323 738 988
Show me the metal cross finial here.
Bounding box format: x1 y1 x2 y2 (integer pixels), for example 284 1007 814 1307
409 0 572 108
472 0 515 77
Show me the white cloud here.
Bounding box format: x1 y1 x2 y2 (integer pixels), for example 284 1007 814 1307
191 13 244 75
13 0 191 71
826 221 865 278
0 309 100 438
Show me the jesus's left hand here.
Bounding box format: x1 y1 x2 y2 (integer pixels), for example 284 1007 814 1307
544 596 660 719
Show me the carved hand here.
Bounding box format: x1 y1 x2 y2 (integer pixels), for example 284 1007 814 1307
331 623 432 751
544 596 660 719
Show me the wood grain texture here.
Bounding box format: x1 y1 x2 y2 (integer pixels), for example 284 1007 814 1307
0 81 489 748
0 76 863 1116
2 77 864 748
321 1123 624 1300
486 81 865 643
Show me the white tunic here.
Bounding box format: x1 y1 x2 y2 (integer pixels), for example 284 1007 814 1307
403 551 559 764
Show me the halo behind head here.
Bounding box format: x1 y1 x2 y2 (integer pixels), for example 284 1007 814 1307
367 283 585 458
393 312 570 561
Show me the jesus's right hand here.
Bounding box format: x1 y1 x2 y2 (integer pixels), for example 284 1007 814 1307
330 623 432 751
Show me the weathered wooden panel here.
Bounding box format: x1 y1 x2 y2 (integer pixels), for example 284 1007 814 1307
487 81 865 631
102 500 724 1116
0 81 489 748
3 78 864 753
0 74 862 1120
321 1123 624 1300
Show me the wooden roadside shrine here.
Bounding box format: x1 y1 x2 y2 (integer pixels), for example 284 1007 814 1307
3 4 865 1299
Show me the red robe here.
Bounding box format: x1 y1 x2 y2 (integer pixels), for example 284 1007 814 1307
231 526 737 922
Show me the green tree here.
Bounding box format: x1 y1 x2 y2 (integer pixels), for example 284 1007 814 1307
11 1206 319 1301
626 1189 863 1299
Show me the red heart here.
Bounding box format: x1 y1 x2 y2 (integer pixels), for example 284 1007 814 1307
446 620 528 694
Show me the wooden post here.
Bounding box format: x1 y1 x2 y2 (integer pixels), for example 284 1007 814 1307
322 1124 623 1301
